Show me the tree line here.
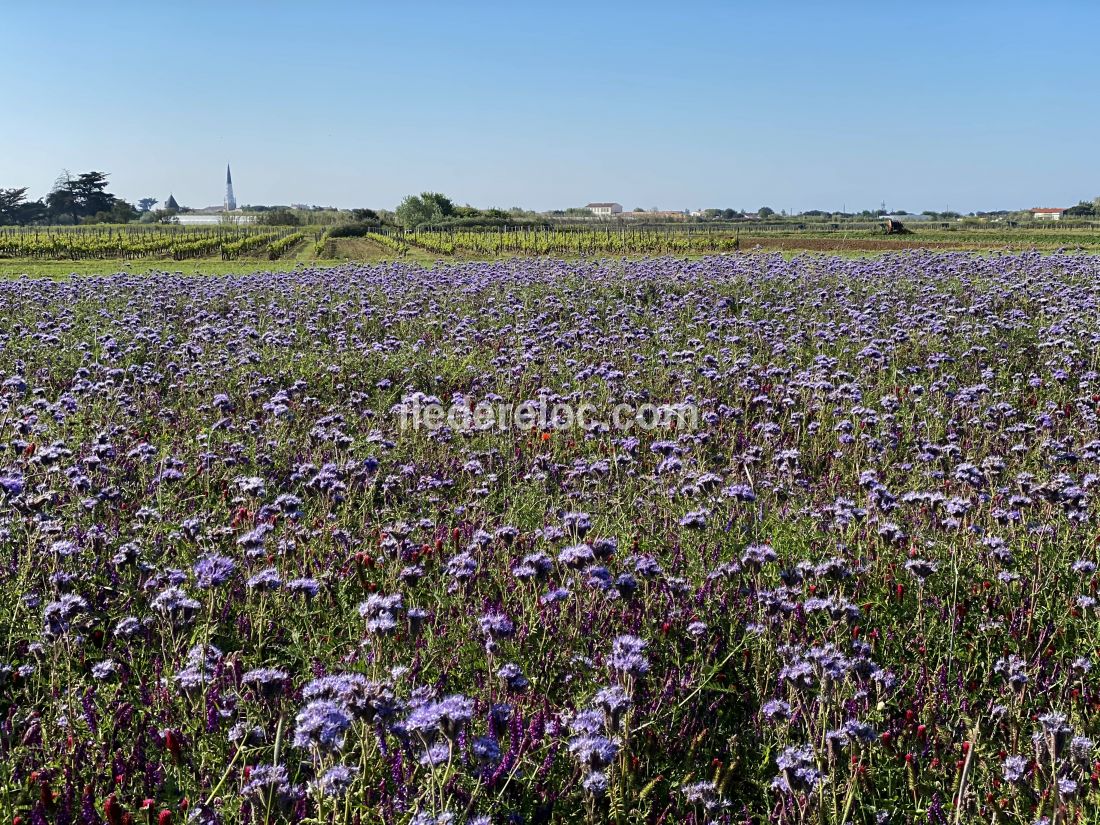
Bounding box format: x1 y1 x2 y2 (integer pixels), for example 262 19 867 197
1064 200 1100 218
394 192 546 230
7 177 1098 230
0 171 145 226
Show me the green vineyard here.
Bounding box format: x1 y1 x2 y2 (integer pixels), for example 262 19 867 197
3 222 1100 267
399 226 744 257
0 225 310 261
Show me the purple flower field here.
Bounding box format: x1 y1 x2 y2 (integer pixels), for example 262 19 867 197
3 251 1100 824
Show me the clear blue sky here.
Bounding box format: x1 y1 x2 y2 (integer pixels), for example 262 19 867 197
3 1 1097 213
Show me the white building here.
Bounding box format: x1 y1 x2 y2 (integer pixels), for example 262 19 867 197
1030 207 1065 221
586 202 622 216
172 214 257 226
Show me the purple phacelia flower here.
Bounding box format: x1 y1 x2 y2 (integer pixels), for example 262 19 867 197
313 764 357 798
359 593 404 634
608 634 649 678
558 544 595 569
293 699 352 752
246 567 282 591
193 554 236 589
446 551 478 580
286 577 320 598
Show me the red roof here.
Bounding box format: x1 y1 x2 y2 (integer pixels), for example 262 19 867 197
1030 207 1065 213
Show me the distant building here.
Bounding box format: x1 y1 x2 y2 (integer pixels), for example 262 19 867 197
164 194 180 210
1030 207 1065 221
173 214 256 226
586 202 622 216
622 210 688 220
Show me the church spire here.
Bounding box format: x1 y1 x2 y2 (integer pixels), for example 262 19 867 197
224 163 236 211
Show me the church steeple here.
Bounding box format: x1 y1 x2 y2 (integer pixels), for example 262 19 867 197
224 163 237 211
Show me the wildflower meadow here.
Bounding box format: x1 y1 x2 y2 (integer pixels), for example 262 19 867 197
2 251 1100 825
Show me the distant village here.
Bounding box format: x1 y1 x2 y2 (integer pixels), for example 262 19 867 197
2 163 1099 228
166 164 257 225
575 203 1094 222
152 168 1100 226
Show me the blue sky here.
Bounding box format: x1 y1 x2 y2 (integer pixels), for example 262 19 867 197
2 1 1097 213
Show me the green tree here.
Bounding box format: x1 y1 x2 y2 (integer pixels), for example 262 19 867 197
258 208 301 226
421 192 454 218
758 206 775 218
0 188 29 224
87 200 139 224
1064 201 1096 218
71 171 116 215
47 171 123 223
395 192 455 228
137 197 158 213
351 208 381 224
452 204 481 219
0 188 47 225
46 171 77 222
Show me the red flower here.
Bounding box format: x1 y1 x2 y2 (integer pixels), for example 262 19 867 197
104 795 126 825
164 729 183 762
